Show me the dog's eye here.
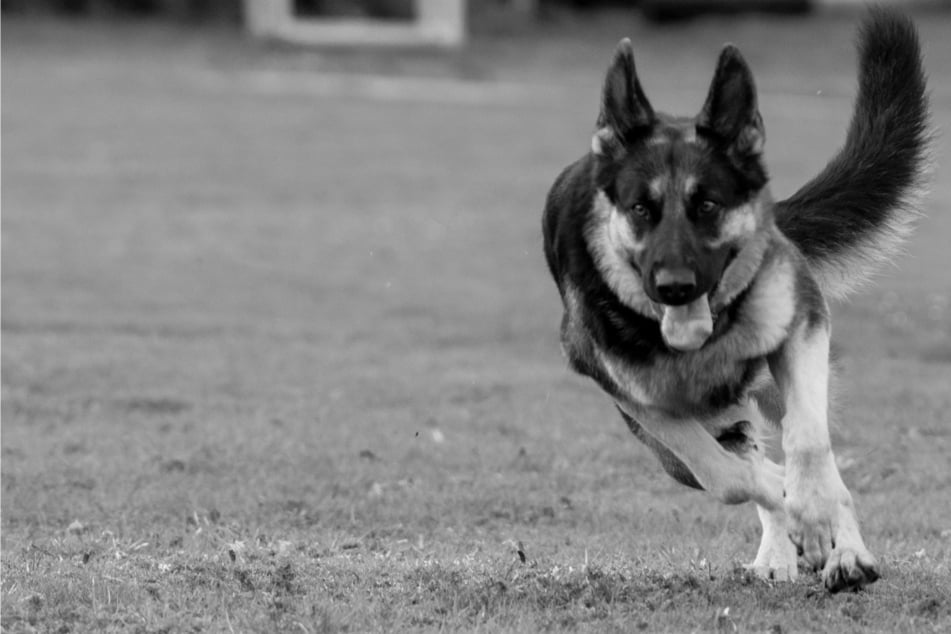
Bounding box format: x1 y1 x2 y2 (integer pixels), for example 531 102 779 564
631 203 651 219
698 200 721 216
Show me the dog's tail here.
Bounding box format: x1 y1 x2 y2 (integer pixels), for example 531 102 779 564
774 8 931 300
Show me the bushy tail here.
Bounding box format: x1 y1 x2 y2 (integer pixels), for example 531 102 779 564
775 7 931 299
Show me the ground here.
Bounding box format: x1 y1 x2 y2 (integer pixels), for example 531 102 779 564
2 9 951 633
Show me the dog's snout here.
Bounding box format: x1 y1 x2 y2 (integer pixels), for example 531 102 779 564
654 267 698 305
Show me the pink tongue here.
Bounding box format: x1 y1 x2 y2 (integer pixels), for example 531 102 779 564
660 294 713 351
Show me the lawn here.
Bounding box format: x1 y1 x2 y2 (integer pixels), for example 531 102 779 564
2 9 951 633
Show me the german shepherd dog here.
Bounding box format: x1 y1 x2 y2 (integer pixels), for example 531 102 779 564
542 8 930 593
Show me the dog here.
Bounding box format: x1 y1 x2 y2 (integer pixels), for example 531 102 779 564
542 8 930 593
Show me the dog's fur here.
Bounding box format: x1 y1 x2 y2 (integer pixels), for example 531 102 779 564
542 8 930 593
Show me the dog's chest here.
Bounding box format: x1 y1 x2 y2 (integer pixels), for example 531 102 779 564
597 345 763 414
560 246 798 415
561 268 795 415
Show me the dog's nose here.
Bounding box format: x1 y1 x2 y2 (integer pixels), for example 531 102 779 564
654 267 698 305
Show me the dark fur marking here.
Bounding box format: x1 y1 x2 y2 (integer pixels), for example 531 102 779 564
616 406 704 490
598 39 655 142
775 8 930 272
716 420 757 454
708 279 753 342
614 411 758 492
705 357 765 411
794 264 828 330
696 46 769 192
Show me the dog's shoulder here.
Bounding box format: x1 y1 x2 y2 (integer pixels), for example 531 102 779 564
543 153 596 292
544 154 669 364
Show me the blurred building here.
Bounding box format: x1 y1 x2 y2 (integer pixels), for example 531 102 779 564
1 0 939 33
0 0 812 23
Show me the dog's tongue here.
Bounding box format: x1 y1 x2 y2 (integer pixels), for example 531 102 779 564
660 294 713 351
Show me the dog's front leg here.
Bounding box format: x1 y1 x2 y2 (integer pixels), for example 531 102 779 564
769 321 879 592
622 400 797 580
620 401 784 511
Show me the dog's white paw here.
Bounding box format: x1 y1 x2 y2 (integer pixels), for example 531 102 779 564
823 546 879 593
784 458 880 592
748 505 799 582
748 532 799 582
746 559 798 582
784 455 850 571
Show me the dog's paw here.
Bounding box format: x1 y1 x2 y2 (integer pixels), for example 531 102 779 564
784 502 836 571
746 560 798 582
748 539 799 582
784 456 849 571
748 506 799 582
822 547 879 593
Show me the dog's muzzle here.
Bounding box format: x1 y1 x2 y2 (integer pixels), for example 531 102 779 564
653 267 699 306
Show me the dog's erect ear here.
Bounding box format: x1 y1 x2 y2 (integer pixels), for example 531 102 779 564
697 45 764 157
594 39 654 155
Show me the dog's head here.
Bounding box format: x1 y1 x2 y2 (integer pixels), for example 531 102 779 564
589 39 770 350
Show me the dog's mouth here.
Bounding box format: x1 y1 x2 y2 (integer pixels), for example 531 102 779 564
657 247 738 351
660 294 713 352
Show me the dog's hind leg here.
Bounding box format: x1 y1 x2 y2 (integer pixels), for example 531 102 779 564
749 478 799 581
721 414 798 581
749 503 799 581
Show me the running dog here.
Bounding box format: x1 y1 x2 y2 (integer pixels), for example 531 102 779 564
542 8 930 592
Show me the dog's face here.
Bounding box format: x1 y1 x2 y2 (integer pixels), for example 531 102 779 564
589 39 770 349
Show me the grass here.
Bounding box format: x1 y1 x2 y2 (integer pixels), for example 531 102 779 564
3 9 951 633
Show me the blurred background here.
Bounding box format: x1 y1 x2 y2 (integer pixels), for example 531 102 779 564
4 0 951 627
4 0 951 509
4 0 951 630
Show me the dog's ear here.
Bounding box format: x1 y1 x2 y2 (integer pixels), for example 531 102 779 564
697 45 764 157
594 39 654 156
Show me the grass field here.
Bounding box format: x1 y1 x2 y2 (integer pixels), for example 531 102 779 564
3 9 951 632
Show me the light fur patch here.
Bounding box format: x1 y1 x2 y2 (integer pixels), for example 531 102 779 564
683 175 698 198
776 321 879 578
591 127 619 157
560 283 585 359
648 177 665 201
708 202 759 248
750 503 799 578
616 397 780 506
802 147 933 300
595 349 655 406
608 207 644 254
742 125 765 156
682 126 697 144
778 322 832 455
584 190 658 319
591 134 603 155
710 231 769 311
709 189 774 309
738 255 798 356
809 190 925 300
